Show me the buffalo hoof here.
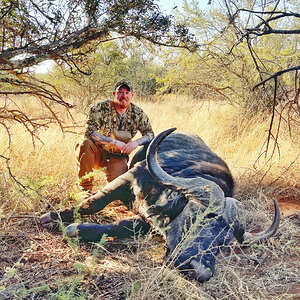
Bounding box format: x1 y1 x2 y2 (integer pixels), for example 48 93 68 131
40 212 59 230
65 223 79 237
189 259 213 282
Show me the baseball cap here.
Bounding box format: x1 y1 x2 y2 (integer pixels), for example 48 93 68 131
114 79 133 92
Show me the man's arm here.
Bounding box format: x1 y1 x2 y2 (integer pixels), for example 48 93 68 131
135 132 154 146
121 132 154 154
90 131 127 150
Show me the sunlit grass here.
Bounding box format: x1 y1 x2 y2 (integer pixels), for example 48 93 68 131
1 95 299 209
139 96 299 189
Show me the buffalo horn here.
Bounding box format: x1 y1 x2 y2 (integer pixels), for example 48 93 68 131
243 199 280 243
146 127 181 191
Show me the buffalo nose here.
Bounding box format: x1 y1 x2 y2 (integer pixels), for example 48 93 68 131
189 259 213 282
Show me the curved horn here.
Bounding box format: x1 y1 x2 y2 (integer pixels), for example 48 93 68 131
146 128 226 211
243 199 280 243
146 127 179 191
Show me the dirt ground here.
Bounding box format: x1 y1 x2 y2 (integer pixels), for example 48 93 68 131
0 201 164 299
1 195 300 300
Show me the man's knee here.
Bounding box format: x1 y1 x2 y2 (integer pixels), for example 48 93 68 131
78 139 97 156
106 156 128 182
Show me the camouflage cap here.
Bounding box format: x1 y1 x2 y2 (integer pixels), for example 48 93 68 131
114 79 133 92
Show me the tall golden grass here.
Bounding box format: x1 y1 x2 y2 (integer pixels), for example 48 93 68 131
0 95 299 299
1 95 298 184
142 96 299 188
0 95 299 209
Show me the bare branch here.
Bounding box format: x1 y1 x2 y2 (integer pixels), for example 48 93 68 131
253 66 300 89
246 28 300 36
264 76 279 159
0 155 27 191
240 10 300 17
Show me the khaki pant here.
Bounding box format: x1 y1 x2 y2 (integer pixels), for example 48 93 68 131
78 139 128 191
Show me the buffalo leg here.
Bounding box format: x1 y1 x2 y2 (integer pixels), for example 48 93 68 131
66 218 151 242
40 174 133 228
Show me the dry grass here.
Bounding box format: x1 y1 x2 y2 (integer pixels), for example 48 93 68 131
0 95 299 299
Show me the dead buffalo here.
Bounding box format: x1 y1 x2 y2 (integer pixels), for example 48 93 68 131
41 128 279 282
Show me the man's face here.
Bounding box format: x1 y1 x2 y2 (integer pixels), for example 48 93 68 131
113 86 133 109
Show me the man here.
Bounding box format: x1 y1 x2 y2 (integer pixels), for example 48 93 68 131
78 79 154 191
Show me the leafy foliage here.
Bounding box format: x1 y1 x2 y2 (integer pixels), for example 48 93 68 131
45 39 163 110
0 0 197 71
157 0 299 111
0 0 197 148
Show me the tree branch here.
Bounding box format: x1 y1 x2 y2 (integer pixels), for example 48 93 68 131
253 66 300 89
246 28 300 36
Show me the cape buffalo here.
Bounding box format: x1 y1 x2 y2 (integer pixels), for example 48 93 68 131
41 128 279 282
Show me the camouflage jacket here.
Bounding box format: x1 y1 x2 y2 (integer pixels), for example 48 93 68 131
85 100 154 141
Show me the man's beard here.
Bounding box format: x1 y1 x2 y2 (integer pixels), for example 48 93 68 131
118 98 130 109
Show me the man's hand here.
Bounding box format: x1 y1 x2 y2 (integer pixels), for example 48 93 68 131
116 140 139 154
